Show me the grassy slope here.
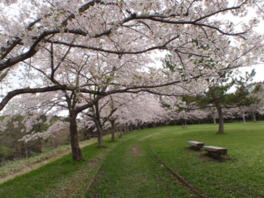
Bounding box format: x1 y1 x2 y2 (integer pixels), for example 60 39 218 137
0 138 98 184
0 138 115 198
1 122 264 197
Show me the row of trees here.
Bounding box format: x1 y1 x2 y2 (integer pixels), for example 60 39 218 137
179 70 261 133
1 76 263 162
0 0 264 161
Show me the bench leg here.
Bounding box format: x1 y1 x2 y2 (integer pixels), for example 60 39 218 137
190 146 201 151
207 151 221 159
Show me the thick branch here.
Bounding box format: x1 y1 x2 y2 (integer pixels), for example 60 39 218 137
0 0 111 60
0 30 86 71
0 85 67 111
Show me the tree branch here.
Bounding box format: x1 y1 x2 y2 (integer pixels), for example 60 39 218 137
0 85 67 111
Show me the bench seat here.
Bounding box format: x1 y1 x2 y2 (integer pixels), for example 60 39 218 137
188 141 204 150
203 146 227 156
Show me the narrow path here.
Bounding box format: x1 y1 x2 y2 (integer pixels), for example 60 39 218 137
1 128 204 197
86 130 195 198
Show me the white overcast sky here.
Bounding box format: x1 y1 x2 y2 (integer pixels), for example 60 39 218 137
227 0 264 82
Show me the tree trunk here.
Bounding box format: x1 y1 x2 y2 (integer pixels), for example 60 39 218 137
252 111 257 122
242 109 246 126
25 146 28 158
181 120 184 128
69 112 83 161
94 119 104 148
92 102 104 148
119 131 123 138
97 128 104 148
111 130 115 141
123 124 127 134
110 121 115 142
216 107 224 134
213 116 216 125
184 119 188 128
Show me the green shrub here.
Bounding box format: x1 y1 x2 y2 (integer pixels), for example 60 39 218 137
0 146 15 161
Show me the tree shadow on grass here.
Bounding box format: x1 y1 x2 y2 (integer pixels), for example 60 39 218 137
184 147 203 152
185 147 234 162
198 153 234 163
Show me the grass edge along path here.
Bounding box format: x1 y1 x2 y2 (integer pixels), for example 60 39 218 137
149 146 205 198
0 130 165 198
86 129 192 198
85 131 164 195
0 136 106 184
0 135 122 198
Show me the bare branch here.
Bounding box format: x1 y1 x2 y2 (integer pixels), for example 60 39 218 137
0 85 67 111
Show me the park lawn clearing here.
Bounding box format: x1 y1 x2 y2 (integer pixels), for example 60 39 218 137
0 122 264 197
147 122 264 197
87 122 264 198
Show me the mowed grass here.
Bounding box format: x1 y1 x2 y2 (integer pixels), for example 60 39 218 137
147 122 264 198
87 122 264 198
86 129 190 198
1 122 264 197
0 137 118 198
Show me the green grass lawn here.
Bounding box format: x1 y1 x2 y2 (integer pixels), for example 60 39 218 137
147 122 264 198
86 129 190 198
1 122 264 197
0 138 117 198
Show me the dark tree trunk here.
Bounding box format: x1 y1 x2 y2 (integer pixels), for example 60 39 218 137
97 128 104 148
69 112 83 161
242 109 246 126
111 129 115 141
184 119 188 128
119 128 123 138
110 121 116 142
92 102 104 148
118 125 124 138
252 111 257 122
122 124 127 134
119 132 123 138
217 107 224 134
94 119 104 148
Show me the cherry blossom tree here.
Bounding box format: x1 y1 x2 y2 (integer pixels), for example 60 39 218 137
181 69 258 133
8 43 170 159
1 0 264 161
81 94 136 143
2 0 261 69
1 0 264 110
81 91 170 145
0 0 263 114
245 82 264 122
110 93 168 130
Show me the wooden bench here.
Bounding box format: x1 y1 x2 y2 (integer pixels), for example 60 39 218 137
203 146 227 158
188 141 204 150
